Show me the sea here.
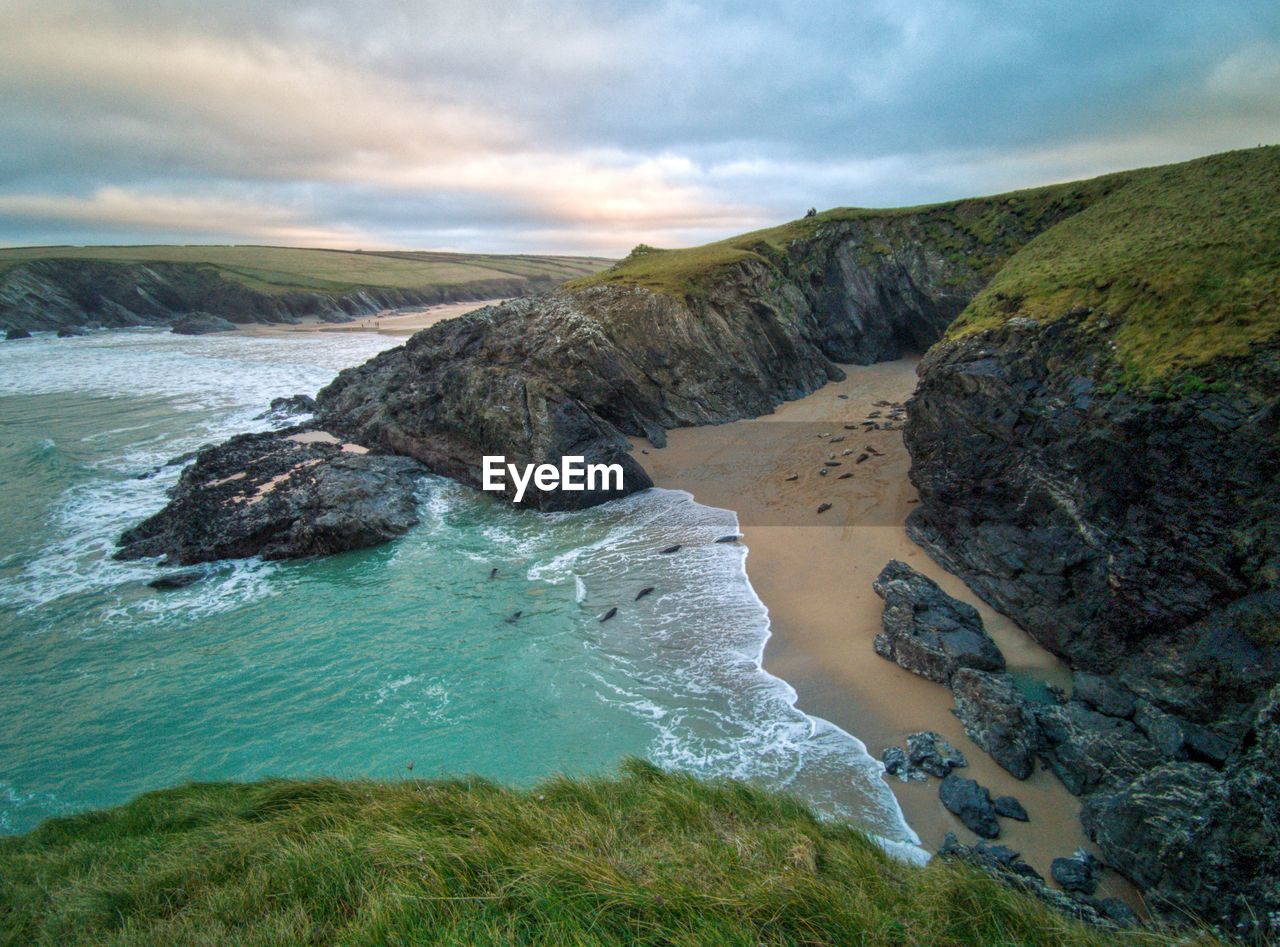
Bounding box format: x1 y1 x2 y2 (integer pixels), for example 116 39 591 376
0 327 921 859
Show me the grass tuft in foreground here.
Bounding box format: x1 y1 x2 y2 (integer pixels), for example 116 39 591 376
0 760 1197 945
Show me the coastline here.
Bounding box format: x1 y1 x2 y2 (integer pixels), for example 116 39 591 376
632 357 1136 903
239 298 512 339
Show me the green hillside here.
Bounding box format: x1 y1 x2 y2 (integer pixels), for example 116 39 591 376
0 245 612 296
0 761 1181 946
572 146 1280 384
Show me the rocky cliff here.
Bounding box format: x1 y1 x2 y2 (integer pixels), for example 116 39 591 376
0 258 547 333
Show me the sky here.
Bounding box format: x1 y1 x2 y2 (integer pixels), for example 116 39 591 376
1 0 1278 256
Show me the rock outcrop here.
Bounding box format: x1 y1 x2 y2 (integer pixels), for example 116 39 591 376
116 430 425 564
939 775 1000 839
171 313 238 335
871 560 1005 684
0 258 541 334
950 669 1039 779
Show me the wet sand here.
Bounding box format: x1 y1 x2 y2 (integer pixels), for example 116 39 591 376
633 356 1137 903
241 298 510 338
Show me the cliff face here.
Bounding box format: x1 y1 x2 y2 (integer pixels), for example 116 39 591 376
0 258 544 332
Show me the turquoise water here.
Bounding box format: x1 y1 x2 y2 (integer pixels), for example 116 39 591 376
0 329 920 858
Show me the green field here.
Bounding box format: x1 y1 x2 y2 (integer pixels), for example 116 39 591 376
0 761 1191 946
572 146 1280 384
0 245 613 296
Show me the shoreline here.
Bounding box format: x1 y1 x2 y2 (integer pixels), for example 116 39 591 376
632 357 1138 904
239 298 511 339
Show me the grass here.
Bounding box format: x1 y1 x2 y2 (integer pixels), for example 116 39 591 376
570 145 1280 385
950 146 1280 385
0 761 1193 946
0 246 612 297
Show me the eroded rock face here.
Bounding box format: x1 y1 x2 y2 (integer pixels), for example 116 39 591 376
115 431 425 564
1081 685 1280 942
871 560 1005 684
951 669 1040 779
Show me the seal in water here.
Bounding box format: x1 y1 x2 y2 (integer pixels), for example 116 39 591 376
599 607 618 622
715 535 741 543
635 587 655 600
488 567 499 580
504 610 522 623
659 544 681 554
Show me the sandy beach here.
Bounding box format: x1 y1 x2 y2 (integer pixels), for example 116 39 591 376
240 298 511 339
633 357 1138 904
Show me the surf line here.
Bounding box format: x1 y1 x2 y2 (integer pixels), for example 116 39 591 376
481 455 624 504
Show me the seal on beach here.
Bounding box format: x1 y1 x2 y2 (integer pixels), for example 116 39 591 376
856 453 869 463
635 586 655 600
504 610 522 623
660 544 681 554
599 607 618 622
838 472 853 479
817 502 832 514
824 460 841 467
785 474 799 481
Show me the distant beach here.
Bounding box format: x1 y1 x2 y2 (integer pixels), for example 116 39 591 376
240 298 512 339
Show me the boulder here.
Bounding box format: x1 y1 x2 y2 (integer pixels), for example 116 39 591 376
116 430 426 564
906 730 968 778
871 561 1005 685
1050 850 1102 895
5 327 32 340
256 394 318 421
939 775 1000 838
951 668 1040 779
1133 700 1186 760
993 795 1029 821
56 325 87 337
171 313 238 335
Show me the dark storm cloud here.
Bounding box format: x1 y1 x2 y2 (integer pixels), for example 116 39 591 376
1 0 1277 253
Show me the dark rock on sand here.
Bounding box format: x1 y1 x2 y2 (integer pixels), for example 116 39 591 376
905 730 967 778
939 774 1000 838
1051 850 1102 895
171 313 238 335
115 430 425 564
993 794 1029 821
872 561 1005 685
950 669 1040 779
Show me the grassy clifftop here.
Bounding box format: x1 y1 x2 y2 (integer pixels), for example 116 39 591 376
0 245 612 297
572 146 1279 384
0 762 1166 946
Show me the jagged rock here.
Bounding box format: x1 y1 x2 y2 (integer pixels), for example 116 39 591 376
1082 684 1280 941
1036 700 1164 796
171 313 238 335
1051 850 1102 895
939 775 1000 838
256 394 318 421
939 834 1136 930
1133 700 1186 759
871 561 1005 685
993 795 1029 821
950 668 1039 779
881 746 925 783
1071 672 1135 719
906 730 967 777
115 431 425 564
5 327 31 340
56 325 87 337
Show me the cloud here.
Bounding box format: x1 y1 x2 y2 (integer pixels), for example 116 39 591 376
1 0 1278 253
